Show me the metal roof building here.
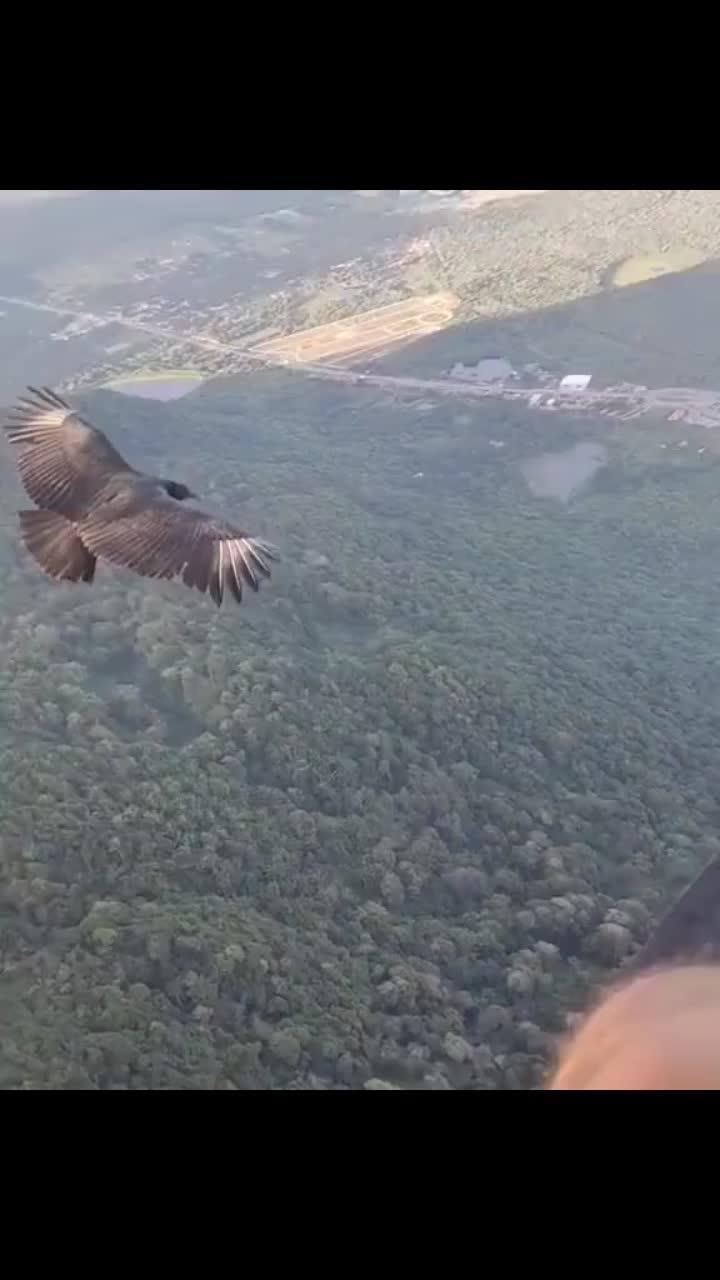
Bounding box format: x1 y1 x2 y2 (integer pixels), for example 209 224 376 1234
559 373 592 391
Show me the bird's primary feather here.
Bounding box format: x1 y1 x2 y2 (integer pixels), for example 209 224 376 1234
79 495 275 606
5 386 135 517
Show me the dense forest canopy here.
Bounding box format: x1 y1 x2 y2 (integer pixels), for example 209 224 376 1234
2 361 720 1089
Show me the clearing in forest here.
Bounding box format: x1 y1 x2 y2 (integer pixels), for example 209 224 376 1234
250 291 460 366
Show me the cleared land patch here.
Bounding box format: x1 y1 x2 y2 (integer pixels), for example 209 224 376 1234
250 291 460 365
612 248 706 288
103 368 204 400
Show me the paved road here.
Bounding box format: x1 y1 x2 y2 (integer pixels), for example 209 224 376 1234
2 292 718 425
0 293 275 365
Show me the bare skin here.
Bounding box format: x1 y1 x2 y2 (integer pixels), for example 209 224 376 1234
549 965 720 1090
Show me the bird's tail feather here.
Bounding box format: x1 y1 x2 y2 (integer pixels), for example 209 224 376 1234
18 509 96 583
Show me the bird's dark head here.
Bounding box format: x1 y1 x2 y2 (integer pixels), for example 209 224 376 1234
162 479 197 502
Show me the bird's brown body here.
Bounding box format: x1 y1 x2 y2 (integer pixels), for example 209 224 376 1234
4 386 277 606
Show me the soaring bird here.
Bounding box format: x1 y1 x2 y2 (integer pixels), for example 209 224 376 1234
3 386 277 606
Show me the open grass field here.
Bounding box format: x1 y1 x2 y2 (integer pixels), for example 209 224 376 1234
102 368 205 401
104 368 204 387
612 248 706 287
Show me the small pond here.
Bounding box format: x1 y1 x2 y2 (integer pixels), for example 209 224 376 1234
103 371 204 401
520 441 608 502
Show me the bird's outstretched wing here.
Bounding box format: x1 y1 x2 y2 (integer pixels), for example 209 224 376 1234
3 386 134 516
79 493 277 606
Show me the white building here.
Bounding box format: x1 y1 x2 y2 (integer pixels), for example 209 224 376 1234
559 373 592 392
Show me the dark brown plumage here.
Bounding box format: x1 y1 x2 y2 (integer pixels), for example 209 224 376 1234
4 386 277 606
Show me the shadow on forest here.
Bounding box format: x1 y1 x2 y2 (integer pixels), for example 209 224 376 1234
368 257 720 391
